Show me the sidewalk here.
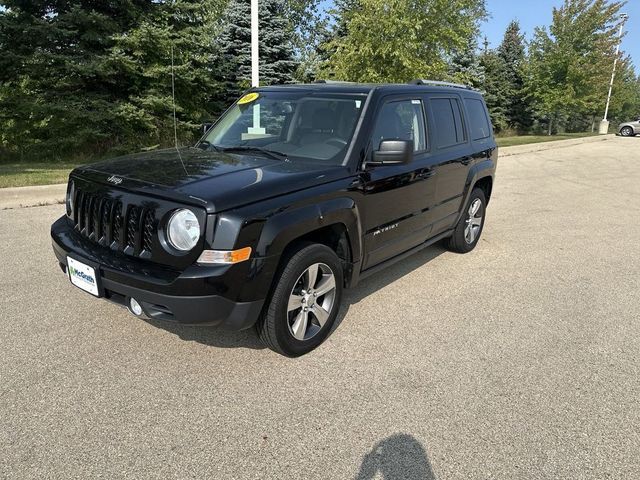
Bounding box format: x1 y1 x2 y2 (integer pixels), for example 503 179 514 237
0 134 618 210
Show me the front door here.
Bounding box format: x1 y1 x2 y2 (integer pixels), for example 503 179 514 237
357 97 437 270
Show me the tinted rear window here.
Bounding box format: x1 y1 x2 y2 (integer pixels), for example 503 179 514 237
431 98 465 148
465 98 491 140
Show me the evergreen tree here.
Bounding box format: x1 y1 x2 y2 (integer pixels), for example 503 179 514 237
497 20 532 131
479 43 509 132
217 0 298 99
0 0 153 160
448 39 485 90
108 0 226 149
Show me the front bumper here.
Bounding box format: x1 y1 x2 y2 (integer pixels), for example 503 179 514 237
51 216 271 329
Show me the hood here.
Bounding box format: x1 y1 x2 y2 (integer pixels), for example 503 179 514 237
75 147 350 213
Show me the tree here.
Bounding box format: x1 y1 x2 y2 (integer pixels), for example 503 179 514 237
448 39 485 90
108 0 227 149
525 0 626 134
217 0 298 99
497 20 532 131
0 0 154 160
479 40 509 132
322 0 487 83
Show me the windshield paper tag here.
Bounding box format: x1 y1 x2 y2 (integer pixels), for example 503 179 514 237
238 92 260 105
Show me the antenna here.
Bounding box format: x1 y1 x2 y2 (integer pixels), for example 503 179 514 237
170 44 188 175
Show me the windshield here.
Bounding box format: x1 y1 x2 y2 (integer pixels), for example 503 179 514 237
200 91 366 165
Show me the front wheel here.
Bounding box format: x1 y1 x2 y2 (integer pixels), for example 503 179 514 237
620 126 635 137
447 188 486 253
256 243 343 357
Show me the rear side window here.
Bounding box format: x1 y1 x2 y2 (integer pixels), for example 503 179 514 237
465 98 492 140
430 98 466 148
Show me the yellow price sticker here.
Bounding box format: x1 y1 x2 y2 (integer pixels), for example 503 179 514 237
237 92 260 105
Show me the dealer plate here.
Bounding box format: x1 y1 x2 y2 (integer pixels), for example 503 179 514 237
67 256 99 297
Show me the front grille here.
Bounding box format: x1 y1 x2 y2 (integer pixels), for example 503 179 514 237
70 187 155 258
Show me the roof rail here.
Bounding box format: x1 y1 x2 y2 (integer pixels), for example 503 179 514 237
409 79 471 90
314 79 357 84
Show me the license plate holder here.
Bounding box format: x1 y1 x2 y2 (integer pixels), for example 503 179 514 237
67 256 102 297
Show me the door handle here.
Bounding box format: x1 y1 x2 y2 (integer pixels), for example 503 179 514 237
416 169 435 179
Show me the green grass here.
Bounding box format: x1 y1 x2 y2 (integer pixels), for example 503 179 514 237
0 162 81 188
495 132 598 148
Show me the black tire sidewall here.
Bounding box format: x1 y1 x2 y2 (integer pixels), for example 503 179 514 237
451 188 486 253
268 244 343 357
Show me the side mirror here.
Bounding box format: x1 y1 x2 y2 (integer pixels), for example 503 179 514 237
202 121 213 134
371 139 414 165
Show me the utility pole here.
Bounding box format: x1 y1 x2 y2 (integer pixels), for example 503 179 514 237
599 13 628 134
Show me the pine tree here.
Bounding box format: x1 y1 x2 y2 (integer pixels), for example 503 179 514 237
497 20 532 132
108 0 226 149
479 45 509 133
217 0 298 99
448 39 485 90
0 0 153 160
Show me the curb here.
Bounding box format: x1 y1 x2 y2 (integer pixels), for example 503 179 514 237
0 183 67 210
499 134 616 157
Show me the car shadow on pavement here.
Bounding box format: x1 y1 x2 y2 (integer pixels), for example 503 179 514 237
144 243 446 350
355 433 437 480
331 243 447 335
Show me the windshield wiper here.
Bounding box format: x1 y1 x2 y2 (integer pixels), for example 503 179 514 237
221 146 288 161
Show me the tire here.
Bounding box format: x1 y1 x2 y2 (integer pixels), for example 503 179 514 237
447 188 487 253
256 243 344 357
620 126 634 137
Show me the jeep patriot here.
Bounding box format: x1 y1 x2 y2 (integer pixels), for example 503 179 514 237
51 80 497 356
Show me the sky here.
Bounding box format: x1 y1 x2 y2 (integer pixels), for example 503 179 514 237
319 0 640 74
481 0 639 72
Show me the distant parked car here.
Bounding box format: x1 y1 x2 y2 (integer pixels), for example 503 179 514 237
618 118 640 136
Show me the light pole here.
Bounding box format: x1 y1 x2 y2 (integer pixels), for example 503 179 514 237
599 12 628 134
251 0 259 88
247 0 265 135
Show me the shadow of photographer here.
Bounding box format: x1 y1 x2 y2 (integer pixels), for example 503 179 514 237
356 433 436 480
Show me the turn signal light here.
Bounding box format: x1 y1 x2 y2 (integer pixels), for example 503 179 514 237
197 247 252 265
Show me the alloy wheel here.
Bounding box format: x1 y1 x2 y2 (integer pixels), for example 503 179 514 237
464 198 483 244
287 263 337 341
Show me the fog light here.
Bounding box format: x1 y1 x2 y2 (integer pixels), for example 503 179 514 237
128 297 143 316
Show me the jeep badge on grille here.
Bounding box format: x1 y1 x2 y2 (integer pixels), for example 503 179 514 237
107 175 123 185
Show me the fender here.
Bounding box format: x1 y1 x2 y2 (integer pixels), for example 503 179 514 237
456 158 495 224
256 196 362 263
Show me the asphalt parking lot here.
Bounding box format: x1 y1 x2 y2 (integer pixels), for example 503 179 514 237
1 136 639 479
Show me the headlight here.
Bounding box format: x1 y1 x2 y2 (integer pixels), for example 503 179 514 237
66 180 75 216
167 209 200 251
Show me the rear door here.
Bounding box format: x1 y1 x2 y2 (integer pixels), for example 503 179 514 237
424 94 473 234
358 96 437 270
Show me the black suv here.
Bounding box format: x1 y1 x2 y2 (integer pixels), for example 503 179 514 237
51 80 497 356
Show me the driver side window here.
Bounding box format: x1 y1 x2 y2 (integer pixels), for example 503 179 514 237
371 100 427 152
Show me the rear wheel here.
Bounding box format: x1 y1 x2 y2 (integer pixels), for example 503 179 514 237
256 243 343 357
447 188 486 253
620 126 634 137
